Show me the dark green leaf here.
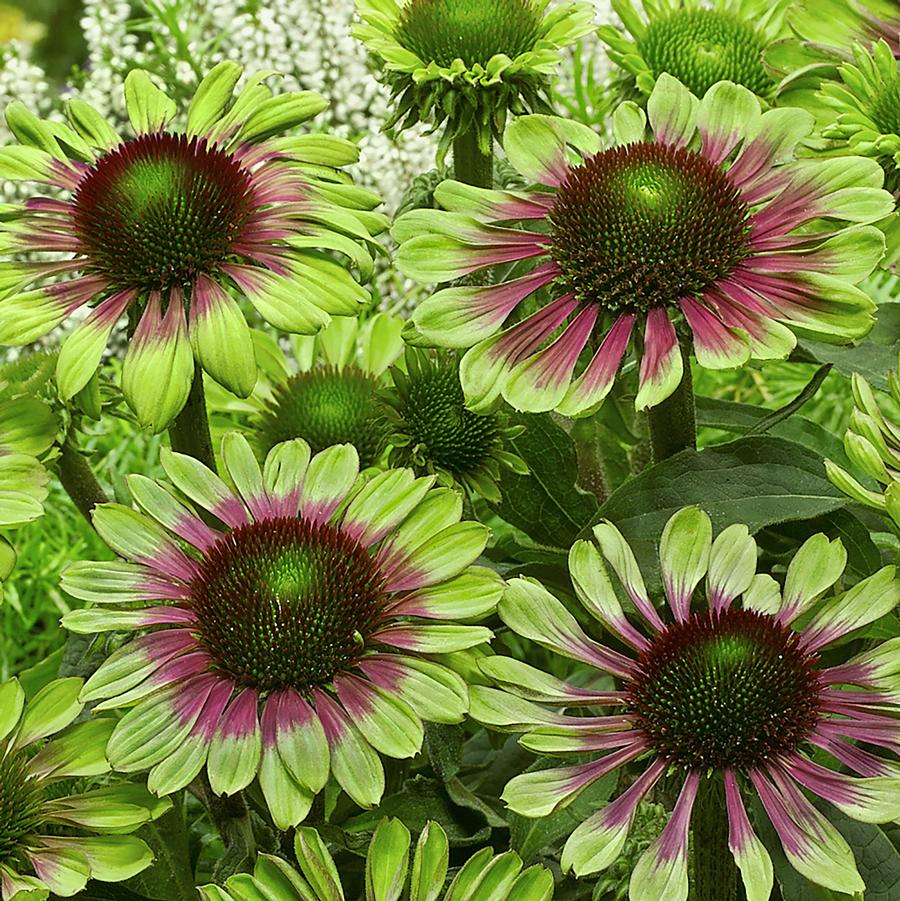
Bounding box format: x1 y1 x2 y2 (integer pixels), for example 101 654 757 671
71 886 158 900
820 802 900 900
592 436 848 591
696 398 852 470
795 304 900 390
744 364 833 435
345 776 493 847
123 798 196 901
492 413 599 550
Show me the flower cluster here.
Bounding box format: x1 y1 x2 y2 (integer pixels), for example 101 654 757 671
0 676 168 899
61 432 499 828
473 508 900 899
396 75 891 415
0 3 896 901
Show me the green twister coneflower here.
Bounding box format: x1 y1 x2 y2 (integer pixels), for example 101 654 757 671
353 0 596 159
0 61 386 431
394 75 892 415
472 507 900 901
383 349 527 503
0 676 169 899
826 351 900 532
599 0 790 101
217 312 405 467
200 818 554 900
0 361 57 599
60 432 501 827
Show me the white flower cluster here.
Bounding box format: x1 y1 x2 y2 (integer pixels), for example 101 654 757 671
76 0 436 216
0 41 51 200
74 0 439 305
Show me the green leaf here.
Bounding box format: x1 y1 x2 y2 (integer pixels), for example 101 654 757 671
591 436 848 591
122 799 196 901
819 803 900 900
795 304 900 391
755 795 894 901
491 413 599 550
346 776 492 848
695 397 852 469
760 509 883 585
508 756 618 863
744 364 833 435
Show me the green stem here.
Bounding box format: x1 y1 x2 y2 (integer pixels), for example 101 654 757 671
570 415 609 504
189 774 256 882
647 341 696 463
57 437 108 524
453 129 493 189
691 777 741 901
169 368 217 472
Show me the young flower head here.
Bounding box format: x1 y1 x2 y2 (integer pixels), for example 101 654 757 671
61 432 500 827
353 0 596 158
0 676 168 899
232 312 404 467
200 818 554 900
383 349 528 502
599 0 789 101
0 62 386 431
825 357 900 532
472 507 900 900
395 75 892 415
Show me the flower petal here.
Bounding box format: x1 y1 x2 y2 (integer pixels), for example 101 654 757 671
659 507 712 622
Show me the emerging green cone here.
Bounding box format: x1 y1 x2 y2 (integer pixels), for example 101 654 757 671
383 350 527 502
208 312 404 467
826 349 900 532
810 40 900 264
0 677 168 899
199 818 554 900
600 0 790 101
353 0 595 159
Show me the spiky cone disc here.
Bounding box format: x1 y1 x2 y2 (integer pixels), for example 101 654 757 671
599 0 790 102
0 62 387 432
383 350 526 503
205 313 405 468
200 817 555 900
0 677 168 899
470 508 900 901
393 75 891 415
255 365 391 467
353 0 596 159
61 432 501 826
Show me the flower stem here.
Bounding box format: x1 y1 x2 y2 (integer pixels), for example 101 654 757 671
647 342 696 462
57 436 108 524
453 130 493 189
691 776 740 901
169 368 217 472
